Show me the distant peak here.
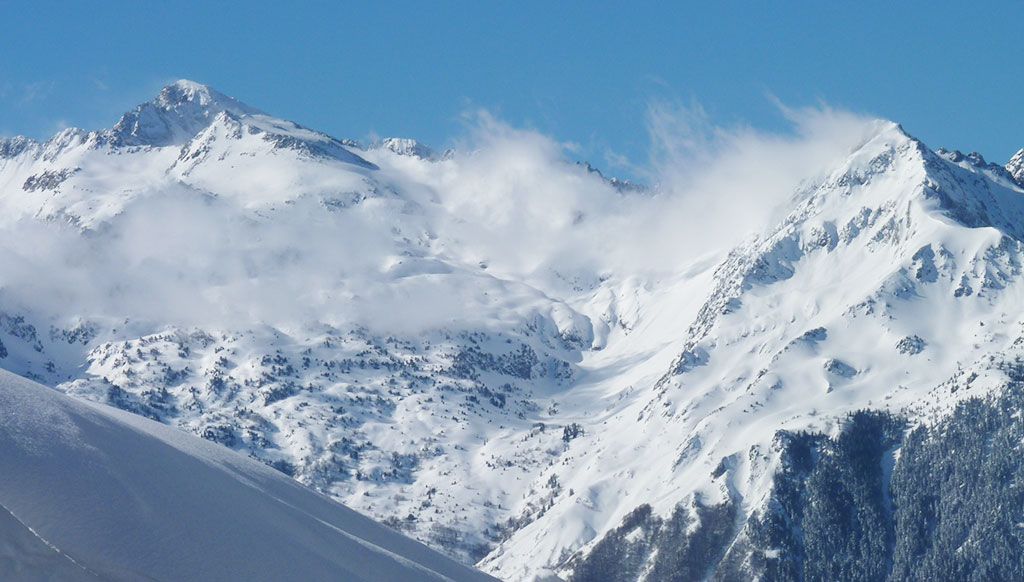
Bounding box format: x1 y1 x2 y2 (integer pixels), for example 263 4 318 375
109 80 261 147
937 148 989 166
576 160 647 193
168 78 210 93
934 147 1021 186
0 135 37 159
155 80 255 111
157 80 216 106
1007 148 1024 186
377 137 436 160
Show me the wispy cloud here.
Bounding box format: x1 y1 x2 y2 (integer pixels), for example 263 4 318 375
18 81 56 105
0 97 885 333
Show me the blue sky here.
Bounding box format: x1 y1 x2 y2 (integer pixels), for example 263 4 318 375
2 1 1023 174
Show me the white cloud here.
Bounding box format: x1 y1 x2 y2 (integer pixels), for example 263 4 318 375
0 99 884 336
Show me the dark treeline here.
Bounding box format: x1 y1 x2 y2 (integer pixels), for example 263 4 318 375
570 365 1024 581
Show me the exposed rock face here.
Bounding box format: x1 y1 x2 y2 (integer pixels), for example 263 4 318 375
1007 148 1024 185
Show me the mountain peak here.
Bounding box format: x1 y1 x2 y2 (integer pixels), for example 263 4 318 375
154 80 255 112
110 80 261 147
166 78 213 93
1007 148 1024 185
377 137 436 159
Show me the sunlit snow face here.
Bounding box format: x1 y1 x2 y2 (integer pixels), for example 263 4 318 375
0 103 880 333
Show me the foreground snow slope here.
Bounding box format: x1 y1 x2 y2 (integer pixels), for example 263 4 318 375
0 369 494 582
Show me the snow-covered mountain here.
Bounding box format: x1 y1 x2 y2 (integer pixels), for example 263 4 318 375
0 368 493 581
4 81 1024 580
0 80 636 569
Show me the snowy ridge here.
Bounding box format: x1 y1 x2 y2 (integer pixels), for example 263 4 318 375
1007 147 1024 185
483 123 1024 579
3 81 1024 579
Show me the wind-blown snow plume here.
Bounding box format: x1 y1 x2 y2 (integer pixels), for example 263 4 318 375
0 98 880 334
635 100 886 265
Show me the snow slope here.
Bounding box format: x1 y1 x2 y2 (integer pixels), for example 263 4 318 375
0 368 494 581
0 503 96 582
